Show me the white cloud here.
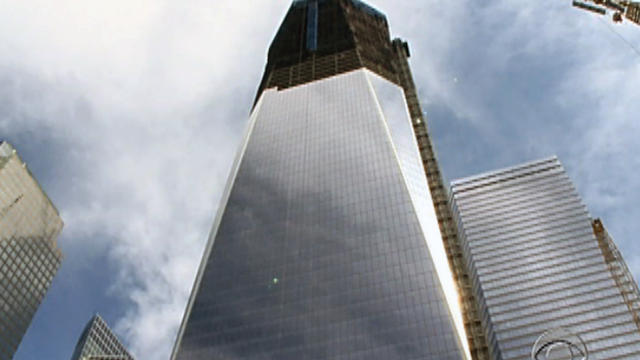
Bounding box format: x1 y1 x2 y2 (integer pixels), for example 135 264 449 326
1 0 639 359
1 0 289 358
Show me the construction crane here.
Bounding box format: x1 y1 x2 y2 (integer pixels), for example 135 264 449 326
573 0 640 26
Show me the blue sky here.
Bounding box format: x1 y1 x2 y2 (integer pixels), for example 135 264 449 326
1 1 639 359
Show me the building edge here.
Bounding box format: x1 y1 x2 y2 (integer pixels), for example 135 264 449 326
169 94 267 360
363 68 471 358
0 141 64 257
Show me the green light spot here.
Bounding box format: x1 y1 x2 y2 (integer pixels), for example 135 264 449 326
273 277 279 284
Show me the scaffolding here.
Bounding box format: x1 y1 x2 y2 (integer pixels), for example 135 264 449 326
627 2 640 24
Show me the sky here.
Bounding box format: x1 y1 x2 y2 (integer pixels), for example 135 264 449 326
0 0 638 359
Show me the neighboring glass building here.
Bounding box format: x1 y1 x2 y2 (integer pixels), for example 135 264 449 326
70 314 134 360
450 156 640 360
0 141 63 360
171 1 486 359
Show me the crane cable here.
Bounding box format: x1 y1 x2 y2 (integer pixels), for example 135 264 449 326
596 15 640 57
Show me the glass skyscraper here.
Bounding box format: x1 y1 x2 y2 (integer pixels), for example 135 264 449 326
171 1 487 359
450 157 640 360
70 314 135 360
0 141 63 360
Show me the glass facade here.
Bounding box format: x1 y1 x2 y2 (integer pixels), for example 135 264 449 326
70 314 135 360
0 141 63 360
172 69 468 360
450 157 640 360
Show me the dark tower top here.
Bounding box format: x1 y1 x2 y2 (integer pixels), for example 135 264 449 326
250 2 491 359
254 0 410 104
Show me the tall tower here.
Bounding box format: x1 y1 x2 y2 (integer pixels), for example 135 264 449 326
450 157 640 359
172 1 486 359
0 141 63 360
70 314 135 360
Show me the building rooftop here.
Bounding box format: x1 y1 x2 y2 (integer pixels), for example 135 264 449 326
254 0 403 104
70 314 134 360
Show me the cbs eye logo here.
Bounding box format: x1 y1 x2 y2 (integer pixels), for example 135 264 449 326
532 328 588 360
